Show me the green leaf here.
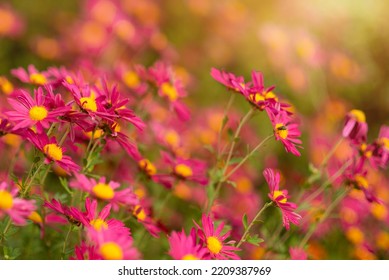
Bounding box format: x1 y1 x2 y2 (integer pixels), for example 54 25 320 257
228 157 243 165
246 234 264 246
221 116 229 130
242 214 248 230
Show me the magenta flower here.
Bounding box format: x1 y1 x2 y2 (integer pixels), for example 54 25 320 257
149 62 191 121
264 168 301 230
87 228 140 260
269 110 302 156
371 125 389 168
11 65 50 85
210 67 247 94
27 131 80 174
0 181 36 225
71 198 129 235
131 204 161 238
6 88 69 132
44 198 83 226
342 109 368 142
194 214 240 260
162 152 208 185
69 174 138 211
168 228 208 260
71 242 101 260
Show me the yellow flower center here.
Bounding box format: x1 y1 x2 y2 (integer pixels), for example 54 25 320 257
123 71 140 88
29 73 47 85
275 123 288 139
28 211 43 224
80 97 97 112
161 82 178 101
273 190 287 203
90 218 109 231
43 144 63 161
265 91 278 100
0 76 14 95
249 93 265 103
207 236 222 254
65 76 74 84
138 159 157 176
174 164 193 178
182 254 199 260
85 129 104 139
133 205 146 221
29 106 48 121
354 175 368 189
165 130 180 147
0 190 13 210
350 109 366 123
92 183 115 200
99 242 123 260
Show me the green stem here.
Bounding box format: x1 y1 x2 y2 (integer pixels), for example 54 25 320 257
206 108 256 213
320 137 343 171
236 202 273 248
216 94 236 158
223 134 273 181
21 161 45 197
298 189 349 248
61 226 73 260
301 159 351 207
0 219 12 247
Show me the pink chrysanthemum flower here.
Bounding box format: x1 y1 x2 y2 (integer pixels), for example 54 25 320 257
0 118 14 136
44 198 83 226
6 88 69 132
71 242 101 260
269 110 302 156
87 228 140 260
210 67 247 94
168 228 208 260
71 198 129 235
27 131 80 174
95 79 145 130
70 174 138 211
162 152 208 185
343 109 368 142
371 125 389 168
0 181 36 225
149 62 190 121
194 214 240 260
263 168 301 230
131 204 161 238
11 65 50 85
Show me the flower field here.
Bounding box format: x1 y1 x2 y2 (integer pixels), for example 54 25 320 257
0 0 388 260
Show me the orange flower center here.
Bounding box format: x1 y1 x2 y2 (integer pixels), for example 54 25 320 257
138 159 157 176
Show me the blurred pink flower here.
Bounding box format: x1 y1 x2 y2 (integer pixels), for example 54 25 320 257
168 228 208 260
194 214 240 260
264 168 301 230
0 181 36 225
